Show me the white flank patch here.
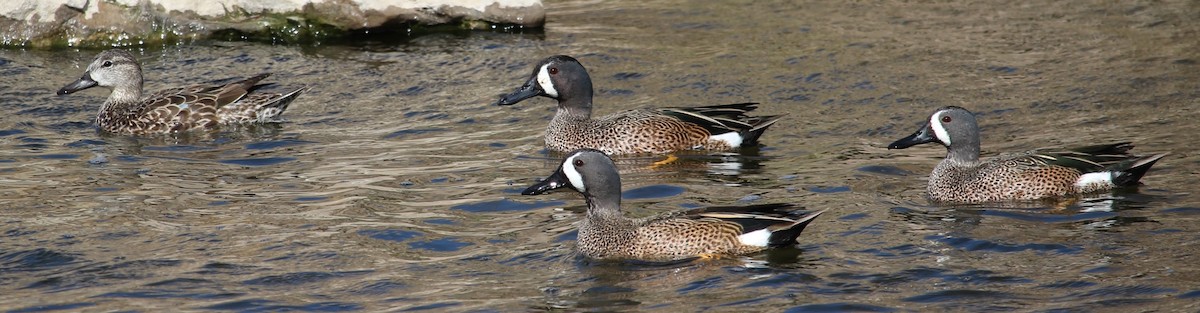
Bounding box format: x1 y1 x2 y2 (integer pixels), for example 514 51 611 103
562 154 586 192
537 64 559 98
930 111 952 146
710 132 743 148
1075 172 1113 189
737 229 771 247
177 103 189 110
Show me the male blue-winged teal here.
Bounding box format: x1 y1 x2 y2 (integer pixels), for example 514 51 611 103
522 149 825 261
888 106 1168 203
496 55 784 155
57 49 307 135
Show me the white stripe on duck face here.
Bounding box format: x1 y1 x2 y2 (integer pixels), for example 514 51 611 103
930 111 952 146
562 153 586 192
537 64 559 98
709 131 743 148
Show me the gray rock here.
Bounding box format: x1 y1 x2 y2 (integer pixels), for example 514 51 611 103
1 0 544 48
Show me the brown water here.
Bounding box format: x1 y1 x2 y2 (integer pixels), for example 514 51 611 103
2 0 1200 311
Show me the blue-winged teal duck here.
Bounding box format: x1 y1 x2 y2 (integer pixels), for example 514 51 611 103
888 106 1168 203
496 55 784 155
57 49 306 135
522 149 825 261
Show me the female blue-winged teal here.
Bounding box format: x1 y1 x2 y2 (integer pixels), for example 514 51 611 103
496 55 784 155
888 106 1168 203
57 49 306 135
522 149 825 261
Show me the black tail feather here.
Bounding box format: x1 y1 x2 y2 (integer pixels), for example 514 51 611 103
740 115 785 145
1112 153 1168 186
768 209 825 247
1040 142 1142 172
658 102 783 147
267 86 308 111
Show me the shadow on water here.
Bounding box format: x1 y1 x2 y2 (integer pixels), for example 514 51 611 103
533 250 831 311
525 148 776 186
212 23 546 53
67 124 315 168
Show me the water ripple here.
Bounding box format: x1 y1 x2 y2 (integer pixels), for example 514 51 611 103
902 289 1023 303
242 270 373 286
201 299 363 312
0 248 81 273
929 234 1083 254
24 259 182 292
784 302 897 312
6 302 97 313
450 199 564 213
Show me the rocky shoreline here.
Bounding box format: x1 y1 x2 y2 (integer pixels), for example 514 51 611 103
1 0 544 48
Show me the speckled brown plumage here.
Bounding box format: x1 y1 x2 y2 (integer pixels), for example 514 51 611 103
544 105 762 154
927 153 1093 202
889 106 1168 203
576 212 771 261
497 55 783 155
523 149 825 261
57 49 307 135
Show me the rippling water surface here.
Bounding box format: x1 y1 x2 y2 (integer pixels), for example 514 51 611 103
2 0 1200 311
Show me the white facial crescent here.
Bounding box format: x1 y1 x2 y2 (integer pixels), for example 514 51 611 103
537 64 559 98
930 111 952 146
562 154 586 192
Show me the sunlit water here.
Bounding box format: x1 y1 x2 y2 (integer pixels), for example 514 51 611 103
2 0 1200 311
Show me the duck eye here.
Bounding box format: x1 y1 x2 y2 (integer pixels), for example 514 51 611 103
102 61 113 67
572 159 584 167
548 67 558 75
941 115 952 123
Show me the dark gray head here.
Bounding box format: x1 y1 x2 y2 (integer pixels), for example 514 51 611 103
495 55 594 117
522 149 622 214
888 106 982 161
57 50 144 101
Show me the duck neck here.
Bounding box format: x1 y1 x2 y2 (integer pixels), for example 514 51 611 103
945 136 981 165
556 93 593 120
583 186 624 223
99 79 144 115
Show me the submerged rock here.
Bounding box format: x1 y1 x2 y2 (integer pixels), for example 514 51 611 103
0 0 544 48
